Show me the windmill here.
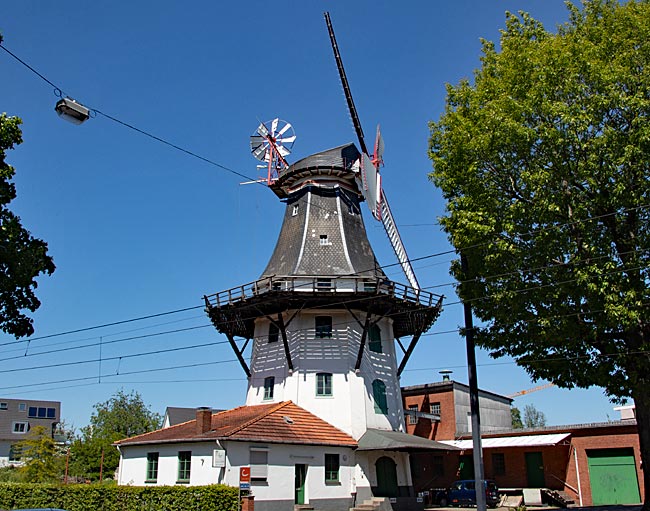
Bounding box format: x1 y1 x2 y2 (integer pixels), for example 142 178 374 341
324 12 420 291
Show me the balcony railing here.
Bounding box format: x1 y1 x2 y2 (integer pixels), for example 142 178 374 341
204 275 440 309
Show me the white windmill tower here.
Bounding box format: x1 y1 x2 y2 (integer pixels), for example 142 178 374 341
204 12 444 506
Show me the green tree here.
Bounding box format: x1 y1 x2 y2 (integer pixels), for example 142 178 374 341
523 404 547 428
0 110 55 338
429 1 650 506
15 425 63 482
511 407 523 429
69 390 161 480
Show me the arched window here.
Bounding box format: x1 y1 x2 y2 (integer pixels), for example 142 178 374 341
368 324 382 353
372 379 388 414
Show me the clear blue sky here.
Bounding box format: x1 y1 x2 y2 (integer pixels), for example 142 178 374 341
0 1 621 432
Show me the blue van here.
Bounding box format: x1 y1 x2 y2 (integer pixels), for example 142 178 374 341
447 479 500 507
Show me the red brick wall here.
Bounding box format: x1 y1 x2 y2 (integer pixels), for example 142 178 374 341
403 389 456 440
409 426 643 507
564 431 643 506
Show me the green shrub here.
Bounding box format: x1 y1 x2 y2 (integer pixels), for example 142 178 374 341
0 483 239 511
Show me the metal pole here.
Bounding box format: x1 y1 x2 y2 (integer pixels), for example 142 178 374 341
461 253 486 511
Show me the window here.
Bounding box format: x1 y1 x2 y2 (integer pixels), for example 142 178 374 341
319 234 331 245
368 324 382 353
268 323 279 343
432 455 444 477
316 278 332 290
264 376 275 400
177 451 191 482
315 316 332 338
408 405 418 425
292 204 299 216
492 452 506 476
18 403 26 412
250 448 268 481
316 373 333 397
12 422 28 433
0 403 7 410
431 402 441 416
325 453 340 483
27 407 56 419
146 452 159 482
373 380 388 414
8 445 21 462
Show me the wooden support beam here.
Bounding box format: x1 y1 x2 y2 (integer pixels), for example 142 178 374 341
397 331 423 377
226 333 251 378
276 313 294 372
354 314 372 371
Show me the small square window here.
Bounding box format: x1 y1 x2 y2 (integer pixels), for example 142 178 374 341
0 403 7 410
432 455 444 477
492 452 506 476
37 407 46 418
18 403 26 412
408 405 418 425
9 445 21 462
146 452 159 482
431 402 441 415
28 407 37 418
368 324 382 353
268 323 279 343
316 278 332 290
250 449 268 481
325 453 340 483
315 316 332 338
12 422 28 434
47 408 56 419
316 373 333 397
264 376 275 400
177 451 191 482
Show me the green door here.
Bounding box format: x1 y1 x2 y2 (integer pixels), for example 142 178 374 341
375 457 398 497
525 451 545 487
587 448 641 505
458 454 474 480
295 464 307 505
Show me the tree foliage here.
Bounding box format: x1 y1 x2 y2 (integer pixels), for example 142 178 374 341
69 390 161 480
0 112 55 338
429 0 650 505
523 404 547 428
14 425 63 482
511 407 523 429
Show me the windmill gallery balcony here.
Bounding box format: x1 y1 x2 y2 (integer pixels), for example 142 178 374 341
203 275 443 341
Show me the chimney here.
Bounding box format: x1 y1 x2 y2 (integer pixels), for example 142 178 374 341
196 407 212 435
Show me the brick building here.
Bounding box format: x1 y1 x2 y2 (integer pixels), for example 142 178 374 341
401 381 643 506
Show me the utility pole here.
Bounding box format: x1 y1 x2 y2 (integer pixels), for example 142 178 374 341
461 253 486 511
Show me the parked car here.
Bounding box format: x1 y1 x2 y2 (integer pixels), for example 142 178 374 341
446 479 500 508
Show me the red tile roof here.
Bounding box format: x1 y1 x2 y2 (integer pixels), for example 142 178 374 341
116 401 357 448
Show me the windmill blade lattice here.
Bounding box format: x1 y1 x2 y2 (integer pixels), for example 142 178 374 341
250 119 296 162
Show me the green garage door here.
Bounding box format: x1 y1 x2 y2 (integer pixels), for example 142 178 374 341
587 448 640 505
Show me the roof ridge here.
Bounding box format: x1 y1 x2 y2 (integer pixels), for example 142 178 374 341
224 401 291 438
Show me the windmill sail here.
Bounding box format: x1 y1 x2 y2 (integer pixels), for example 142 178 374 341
324 11 420 291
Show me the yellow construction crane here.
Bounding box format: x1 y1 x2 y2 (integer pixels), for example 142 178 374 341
507 382 556 398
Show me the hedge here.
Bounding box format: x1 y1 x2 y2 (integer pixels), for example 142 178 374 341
0 483 239 511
